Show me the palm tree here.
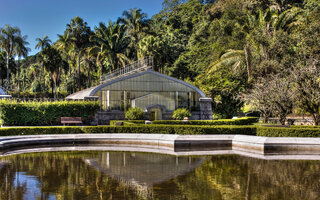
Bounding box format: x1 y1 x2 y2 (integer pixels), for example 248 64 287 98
56 33 73 77
90 21 130 75
40 46 66 98
0 25 26 91
208 49 247 73
65 17 91 91
118 8 149 59
35 35 52 50
209 7 302 81
15 35 30 96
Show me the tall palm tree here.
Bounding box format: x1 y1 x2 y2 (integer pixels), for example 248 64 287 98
0 25 26 91
65 17 91 91
35 35 52 50
41 46 66 98
56 33 73 77
90 21 130 75
118 8 149 59
15 35 30 96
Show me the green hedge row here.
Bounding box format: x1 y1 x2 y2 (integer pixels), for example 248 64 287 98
110 120 145 126
110 117 259 126
2 124 320 137
0 125 257 136
290 125 320 129
256 127 320 137
0 100 99 126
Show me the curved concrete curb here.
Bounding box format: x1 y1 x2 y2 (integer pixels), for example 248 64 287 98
1 134 320 159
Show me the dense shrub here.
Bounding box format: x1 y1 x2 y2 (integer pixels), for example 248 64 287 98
290 125 320 129
10 91 68 98
151 117 259 125
0 125 257 136
0 100 99 126
125 107 145 120
172 108 191 120
257 127 320 137
110 120 145 126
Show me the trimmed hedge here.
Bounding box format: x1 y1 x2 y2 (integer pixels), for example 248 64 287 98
0 125 257 136
0 100 99 126
257 127 320 137
290 125 320 129
110 117 259 126
150 117 259 125
110 120 145 126
2 125 320 137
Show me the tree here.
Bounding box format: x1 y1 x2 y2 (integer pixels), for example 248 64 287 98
65 17 91 91
15 34 30 96
245 76 294 125
291 60 320 125
40 46 66 98
35 35 52 50
118 8 149 59
90 21 130 74
0 25 28 91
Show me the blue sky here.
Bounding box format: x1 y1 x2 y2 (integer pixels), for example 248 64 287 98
0 0 163 56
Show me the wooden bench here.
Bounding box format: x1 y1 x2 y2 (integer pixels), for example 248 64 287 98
61 117 82 126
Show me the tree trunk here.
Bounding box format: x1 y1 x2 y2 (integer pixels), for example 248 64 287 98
313 113 320 126
6 56 9 92
54 80 57 100
279 115 286 125
88 68 91 88
17 67 20 98
77 52 81 91
51 80 54 98
244 44 252 81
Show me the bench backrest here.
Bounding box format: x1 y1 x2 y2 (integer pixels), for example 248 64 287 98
61 117 82 122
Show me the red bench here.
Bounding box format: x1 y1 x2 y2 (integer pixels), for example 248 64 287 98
61 117 82 126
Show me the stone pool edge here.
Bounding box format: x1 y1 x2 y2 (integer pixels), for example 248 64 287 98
1 134 320 159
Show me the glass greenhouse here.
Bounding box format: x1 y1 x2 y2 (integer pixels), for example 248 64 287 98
66 58 211 120
67 70 205 112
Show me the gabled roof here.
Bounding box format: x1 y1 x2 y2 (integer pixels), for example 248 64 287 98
66 69 206 100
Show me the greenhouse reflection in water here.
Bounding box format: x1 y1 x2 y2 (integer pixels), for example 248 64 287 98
1 151 320 200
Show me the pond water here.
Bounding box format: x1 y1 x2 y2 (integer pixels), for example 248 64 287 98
1 151 320 200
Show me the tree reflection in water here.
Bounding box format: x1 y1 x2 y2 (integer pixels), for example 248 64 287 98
0 152 320 200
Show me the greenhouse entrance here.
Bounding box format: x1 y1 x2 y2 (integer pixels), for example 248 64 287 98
150 108 162 121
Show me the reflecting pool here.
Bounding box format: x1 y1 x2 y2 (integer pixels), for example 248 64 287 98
1 151 320 200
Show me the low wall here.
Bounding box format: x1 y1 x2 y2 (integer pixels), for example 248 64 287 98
2 134 320 159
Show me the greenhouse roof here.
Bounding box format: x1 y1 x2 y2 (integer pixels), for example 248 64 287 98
66 69 206 100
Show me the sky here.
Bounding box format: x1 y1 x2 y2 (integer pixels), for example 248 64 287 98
0 0 163 56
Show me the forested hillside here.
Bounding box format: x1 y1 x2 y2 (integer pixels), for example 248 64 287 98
1 0 320 121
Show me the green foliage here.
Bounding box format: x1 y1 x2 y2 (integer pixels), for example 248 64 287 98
151 117 258 125
0 0 319 121
125 107 145 120
110 120 146 126
0 100 99 126
291 125 320 129
0 125 256 136
257 127 320 137
172 108 191 120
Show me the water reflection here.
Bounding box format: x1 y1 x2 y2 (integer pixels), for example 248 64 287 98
1 152 320 200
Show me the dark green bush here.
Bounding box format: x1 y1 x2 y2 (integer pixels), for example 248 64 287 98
172 108 191 120
290 125 320 129
10 91 68 98
0 100 99 126
257 127 320 137
125 107 145 120
0 125 257 136
110 120 145 126
151 117 259 125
